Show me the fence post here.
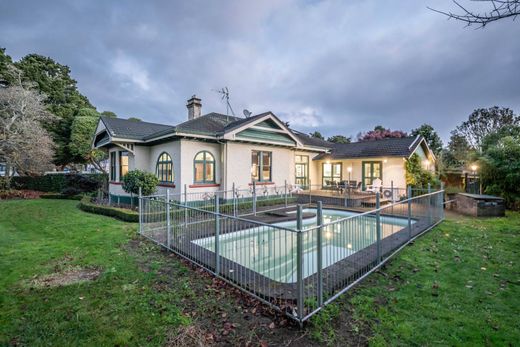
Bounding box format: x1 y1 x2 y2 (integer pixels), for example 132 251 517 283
284 180 288 207
166 189 171 249
428 183 432 224
376 192 382 264
252 181 257 215
317 201 324 307
407 185 412 239
390 180 394 202
138 187 142 235
215 195 220 275
308 179 312 205
296 205 304 323
184 184 188 228
440 181 445 220
232 182 237 217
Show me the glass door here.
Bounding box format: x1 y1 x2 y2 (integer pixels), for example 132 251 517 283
295 155 309 189
362 161 382 189
322 162 342 188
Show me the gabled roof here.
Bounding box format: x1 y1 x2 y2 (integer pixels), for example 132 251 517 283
314 136 428 160
291 130 334 149
101 117 174 140
176 112 241 135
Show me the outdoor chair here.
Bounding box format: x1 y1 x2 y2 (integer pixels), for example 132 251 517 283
366 178 383 193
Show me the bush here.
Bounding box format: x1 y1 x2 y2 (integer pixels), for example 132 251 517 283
78 196 139 222
40 193 83 200
405 153 440 188
122 170 159 196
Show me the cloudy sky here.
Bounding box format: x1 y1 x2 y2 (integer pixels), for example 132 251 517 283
1 0 519 142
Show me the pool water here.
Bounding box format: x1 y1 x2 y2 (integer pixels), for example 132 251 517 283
192 209 412 283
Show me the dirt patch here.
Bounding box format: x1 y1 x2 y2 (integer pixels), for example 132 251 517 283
29 267 102 288
165 325 210 347
125 236 372 346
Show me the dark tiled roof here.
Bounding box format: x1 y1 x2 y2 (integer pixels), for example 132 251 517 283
101 117 175 140
291 130 334 148
314 136 423 160
176 113 241 135
222 112 271 133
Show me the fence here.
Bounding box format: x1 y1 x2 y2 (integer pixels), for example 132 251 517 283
138 186 444 326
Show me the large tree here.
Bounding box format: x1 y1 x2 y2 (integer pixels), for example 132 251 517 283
452 107 519 151
69 108 107 173
411 124 443 155
357 126 407 142
0 69 55 176
309 131 324 140
13 54 94 166
327 135 351 144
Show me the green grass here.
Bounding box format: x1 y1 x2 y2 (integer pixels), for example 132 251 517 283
309 212 520 346
2 199 520 346
0 199 191 346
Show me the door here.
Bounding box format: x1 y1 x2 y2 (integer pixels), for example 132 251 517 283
322 162 342 187
295 155 309 189
362 161 382 189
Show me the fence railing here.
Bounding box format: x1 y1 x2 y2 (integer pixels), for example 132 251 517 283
138 187 444 326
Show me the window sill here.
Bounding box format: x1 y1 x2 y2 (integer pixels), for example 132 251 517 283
158 183 176 188
189 183 220 188
109 181 122 185
249 182 275 186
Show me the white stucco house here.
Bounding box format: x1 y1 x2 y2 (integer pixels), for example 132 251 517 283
92 95 435 200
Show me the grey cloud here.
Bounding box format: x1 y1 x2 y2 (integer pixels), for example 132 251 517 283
0 0 518 141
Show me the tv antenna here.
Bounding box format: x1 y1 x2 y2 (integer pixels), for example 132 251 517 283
243 109 252 118
213 87 236 117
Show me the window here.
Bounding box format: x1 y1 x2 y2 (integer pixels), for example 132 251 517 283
156 152 174 183
322 162 342 187
362 161 382 189
251 151 272 182
193 151 215 184
295 155 309 188
119 151 129 181
110 152 116 181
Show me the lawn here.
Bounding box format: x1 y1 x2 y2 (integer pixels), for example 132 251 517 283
1 199 519 346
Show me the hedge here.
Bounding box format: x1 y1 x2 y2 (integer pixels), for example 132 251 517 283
78 196 139 223
10 173 107 193
40 193 83 200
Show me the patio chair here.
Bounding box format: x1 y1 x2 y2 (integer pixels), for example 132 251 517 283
366 178 383 193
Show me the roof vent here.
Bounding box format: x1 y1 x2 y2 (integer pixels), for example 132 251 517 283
186 95 202 120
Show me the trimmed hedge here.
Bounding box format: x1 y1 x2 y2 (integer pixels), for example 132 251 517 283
40 193 83 200
11 173 107 193
78 196 139 223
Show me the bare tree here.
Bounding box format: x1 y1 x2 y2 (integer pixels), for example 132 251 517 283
429 0 520 27
0 68 56 176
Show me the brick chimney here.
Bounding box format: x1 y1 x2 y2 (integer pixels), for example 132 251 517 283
186 95 202 120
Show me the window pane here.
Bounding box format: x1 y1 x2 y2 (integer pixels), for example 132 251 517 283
195 152 205 161
262 165 271 181
262 152 271 166
194 163 204 182
323 163 332 177
205 163 214 182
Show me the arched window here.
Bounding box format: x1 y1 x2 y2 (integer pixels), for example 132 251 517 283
194 151 215 184
156 152 173 183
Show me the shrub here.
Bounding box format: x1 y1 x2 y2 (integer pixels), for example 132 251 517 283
11 173 107 193
122 170 159 196
405 153 440 188
78 196 139 222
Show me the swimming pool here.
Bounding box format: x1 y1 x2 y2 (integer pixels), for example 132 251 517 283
192 208 413 283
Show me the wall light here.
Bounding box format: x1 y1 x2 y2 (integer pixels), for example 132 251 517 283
347 166 352 173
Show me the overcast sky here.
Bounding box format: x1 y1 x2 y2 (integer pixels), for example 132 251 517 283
1 0 519 142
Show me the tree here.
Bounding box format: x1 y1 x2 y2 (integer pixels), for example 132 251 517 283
405 153 439 188
69 108 107 173
357 126 407 142
327 135 351 144
309 131 324 140
122 170 159 196
480 136 520 209
411 124 443 155
14 54 93 166
127 117 142 122
443 132 473 169
452 107 519 151
0 72 55 177
429 0 520 27
101 110 118 118
0 48 15 86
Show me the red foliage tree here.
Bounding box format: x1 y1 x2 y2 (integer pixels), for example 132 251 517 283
357 126 408 142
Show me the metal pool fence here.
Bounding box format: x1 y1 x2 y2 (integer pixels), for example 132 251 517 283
138 188 444 326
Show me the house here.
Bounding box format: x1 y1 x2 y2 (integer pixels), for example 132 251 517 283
92 95 435 200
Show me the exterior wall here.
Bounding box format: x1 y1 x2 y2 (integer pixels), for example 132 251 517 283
313 157 408 189
179 139 222 194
